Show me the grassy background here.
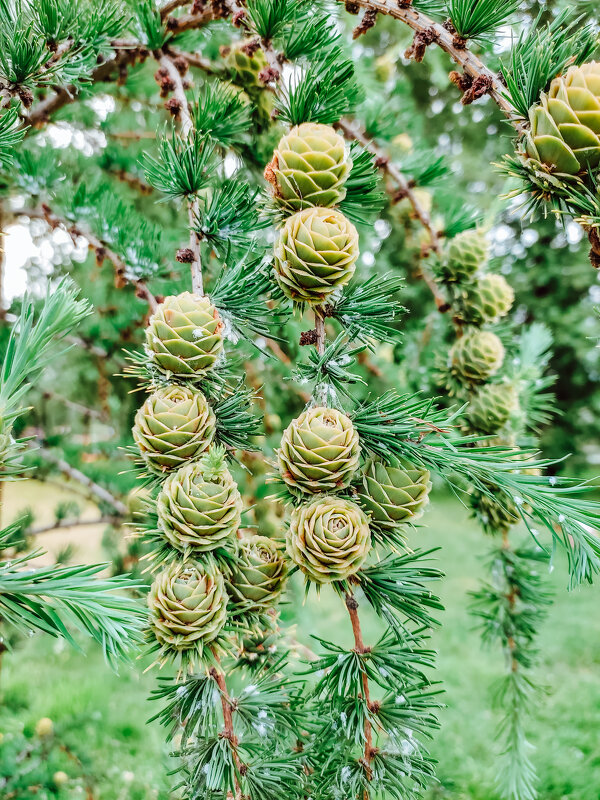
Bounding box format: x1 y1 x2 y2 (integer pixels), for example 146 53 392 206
1 489 599 799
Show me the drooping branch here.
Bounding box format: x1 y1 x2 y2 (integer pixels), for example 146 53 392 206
342 0 514 118
157 53 204 295
345 592 375 795
336 119 450 313
38 446 128 516
16 205 158 311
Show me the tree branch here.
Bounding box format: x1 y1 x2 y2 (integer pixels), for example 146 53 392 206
345 592 374 794
28 515 117 537
16 205 158 311
38 447 128 516
336 118 450 313
158 53 204 295
341 0 515 119
211 652 243 797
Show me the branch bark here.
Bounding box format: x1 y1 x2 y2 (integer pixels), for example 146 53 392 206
16 206 158 311
211 653 243 797
345 592 374 794
158 53 204 295
342 0 515 119
38 447 128 516
336 118 450 313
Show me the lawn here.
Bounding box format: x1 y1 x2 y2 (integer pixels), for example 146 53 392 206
1 489 599 799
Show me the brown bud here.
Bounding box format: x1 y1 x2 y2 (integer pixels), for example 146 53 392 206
172 56 189 75
164 97 182 118
299 329 318 346
176 248 195 263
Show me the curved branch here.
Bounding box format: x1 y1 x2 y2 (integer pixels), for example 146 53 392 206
336 119 450 313
343 0 515 119
16 205 158 311
158 53 204 295
38 446 128 516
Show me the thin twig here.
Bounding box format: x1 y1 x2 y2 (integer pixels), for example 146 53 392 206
166 45 218 75
40 389 105 421
342 0 515 118
336 118 450 313
38 446 128 516
16 206 158 311
28 516 117 536
158 53 204 295
345 592 374 795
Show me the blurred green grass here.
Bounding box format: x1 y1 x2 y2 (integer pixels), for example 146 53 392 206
1 493 599 799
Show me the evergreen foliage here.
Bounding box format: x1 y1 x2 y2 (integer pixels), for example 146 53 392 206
1 1 599 799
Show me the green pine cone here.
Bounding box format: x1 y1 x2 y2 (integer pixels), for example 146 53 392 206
466 383 519 435
287 495 371 583
145 292 224 378
226 534 287 613
440 229 489 283
449 331 505 385
148 562 227 655
236 625 280 669
157 450 242 554
456 274 515 326
224 40 267 89
470 483 520 535
274 207 359 305
133 386 216 474
278 406 360 495
271 122 351 211
356 458 432 532
524 62 600 175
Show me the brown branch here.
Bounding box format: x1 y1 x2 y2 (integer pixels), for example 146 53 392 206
210 653 243 797
158 53 204 295
160 0 191 18
38 446 128 516
40 390 105 421
345 593 375 794
28 515 118 537
16 206 158 311
165 45 218 75
336 118 450 313
340 0 515 120
314 308 326 357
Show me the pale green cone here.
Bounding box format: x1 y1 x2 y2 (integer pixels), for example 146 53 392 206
132 385 216 474
356 458 432 532
524 62 600 175
287 495 371 584
450 331 505 385
148 561 227 654
278 406 360 495
457 274 515 326
470 483 520 535
145 292 224 378
271 122 352 211
466 383 519 435
226 534 287 613
440 229 489 283
224 40 268 89
157 450 242 554
274 207 359 305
